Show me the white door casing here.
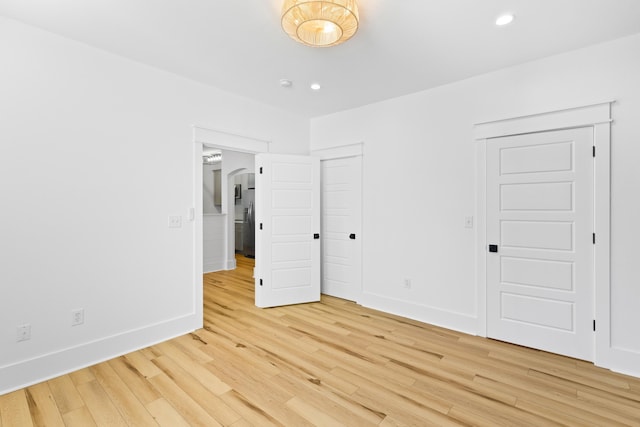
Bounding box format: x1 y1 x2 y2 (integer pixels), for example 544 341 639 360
321 156 363 301
486 127 594 360
475 102 614 369
255 153 321 308
193 126 271 327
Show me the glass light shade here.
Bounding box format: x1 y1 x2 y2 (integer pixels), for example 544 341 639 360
282 0 359 47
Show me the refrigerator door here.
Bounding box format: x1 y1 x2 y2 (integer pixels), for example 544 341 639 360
243 201 255 258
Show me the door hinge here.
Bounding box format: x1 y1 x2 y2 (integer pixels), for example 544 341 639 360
593 233 596 244
593 146 596 157
259 167 263 174
593 319 596 331
260 223 263 230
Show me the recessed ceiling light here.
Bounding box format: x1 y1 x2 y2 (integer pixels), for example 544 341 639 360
310 83 321 91
496 14 515 26
279 79 293 88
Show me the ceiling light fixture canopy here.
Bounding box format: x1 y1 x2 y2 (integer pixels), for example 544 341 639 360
281 0 359 47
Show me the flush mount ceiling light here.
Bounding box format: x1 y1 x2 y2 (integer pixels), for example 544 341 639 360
281 0 359 47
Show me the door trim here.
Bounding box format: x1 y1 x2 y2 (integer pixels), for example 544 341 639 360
192 126 271 322
474 102 612 367
312 142 364 160
194 126 271 153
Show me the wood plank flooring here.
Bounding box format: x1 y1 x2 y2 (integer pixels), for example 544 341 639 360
2 254 640 426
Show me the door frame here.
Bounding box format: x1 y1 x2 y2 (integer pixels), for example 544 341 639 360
474 102 612 366
312 142 364 303
192 126 270 320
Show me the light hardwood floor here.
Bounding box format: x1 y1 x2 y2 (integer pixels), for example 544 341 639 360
2 255 640 426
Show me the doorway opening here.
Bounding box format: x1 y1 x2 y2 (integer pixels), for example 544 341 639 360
201 146 256 272
193 126 270 280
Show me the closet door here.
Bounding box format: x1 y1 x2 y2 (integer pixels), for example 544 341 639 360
486 127 594 361
321 155 362 302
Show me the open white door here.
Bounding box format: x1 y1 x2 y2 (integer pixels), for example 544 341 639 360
254 153 321 308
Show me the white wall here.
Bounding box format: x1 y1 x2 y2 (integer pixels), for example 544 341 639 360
0 16 308 394
311 34 640 376
203 163 221 215
203 214 225 273
202 163 225 273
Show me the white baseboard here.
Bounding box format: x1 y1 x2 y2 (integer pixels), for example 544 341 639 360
225 258 237 270
203 260 226 273
358 292 477 336
0 313 200 396
599 346 640 378
360 293 640 379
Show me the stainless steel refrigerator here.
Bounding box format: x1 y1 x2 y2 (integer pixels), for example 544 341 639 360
243 200 255 258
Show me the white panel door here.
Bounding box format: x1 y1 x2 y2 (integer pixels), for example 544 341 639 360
321 156 362 301
254 154 320 308
487 127 594 361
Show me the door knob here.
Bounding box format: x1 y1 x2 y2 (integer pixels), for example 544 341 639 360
488 244 498 253
349 233 356 240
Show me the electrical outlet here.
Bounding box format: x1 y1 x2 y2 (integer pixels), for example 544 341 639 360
72 309 84 326
17 324 31 342
403 278 412 289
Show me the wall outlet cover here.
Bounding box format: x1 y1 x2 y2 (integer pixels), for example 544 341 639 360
17 324 31 342
72 309 85 326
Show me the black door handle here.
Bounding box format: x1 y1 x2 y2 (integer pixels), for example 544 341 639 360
349 233 356 240
488 244 498 253
314 233 320 239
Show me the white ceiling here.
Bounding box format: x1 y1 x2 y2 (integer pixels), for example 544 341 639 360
2 0 640 118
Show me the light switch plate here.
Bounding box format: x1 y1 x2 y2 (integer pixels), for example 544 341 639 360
465 216 474 228
168 215 182 228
